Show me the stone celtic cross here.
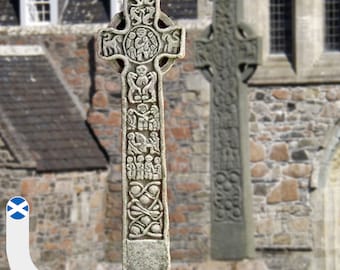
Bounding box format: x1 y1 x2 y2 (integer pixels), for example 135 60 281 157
196 0 261 260
97 0 185 269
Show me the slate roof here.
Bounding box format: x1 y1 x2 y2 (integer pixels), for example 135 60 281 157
61 0 110 24
161 0 197 19
0 0 19 26
0 52 107 172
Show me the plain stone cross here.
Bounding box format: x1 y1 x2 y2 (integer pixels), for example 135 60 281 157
97 0 185 269
196 0 261 260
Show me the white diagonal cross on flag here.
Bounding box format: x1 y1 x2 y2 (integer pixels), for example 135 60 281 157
6 196 39 269
7 197 29 220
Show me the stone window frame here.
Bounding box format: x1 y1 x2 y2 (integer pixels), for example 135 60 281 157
111 0 123 18
243 0 340 85
20 0 58 26
19 1 123 26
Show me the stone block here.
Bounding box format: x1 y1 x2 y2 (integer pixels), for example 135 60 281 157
256 218 274 235
281 179 299 202
250 140 266 162
270 143 289 161
88 111 107 125
21 178 37 196
107 111 121 126
251 163 269 178
125 240 169 270
283 164 312 178
273 233 291 245
272 89 290 100
267 183 281 204
93 91 109 108
291 150 309 161
288 217 310 233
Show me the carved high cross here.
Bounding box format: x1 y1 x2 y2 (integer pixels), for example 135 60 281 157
97 0 185 269
196 0 261 260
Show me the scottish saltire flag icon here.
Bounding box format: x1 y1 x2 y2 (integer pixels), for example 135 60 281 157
7 196 29 220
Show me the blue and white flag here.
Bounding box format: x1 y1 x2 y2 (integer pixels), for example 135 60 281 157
7 196 29 220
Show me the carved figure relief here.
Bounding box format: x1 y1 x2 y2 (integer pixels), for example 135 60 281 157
127 104 160 131
149 131 160 154
149 105 160 131
136 155 145 180
98 0 185 250
130 6 155 25
162 30 181 54
100 31 123 57
124 27 159 63
127 65 157 103
196 0 260 225
127 132 160 156
126 155 162 181
128 181 163 239
127 156 137 180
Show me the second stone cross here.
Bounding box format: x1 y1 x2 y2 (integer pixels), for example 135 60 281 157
97 0 185 269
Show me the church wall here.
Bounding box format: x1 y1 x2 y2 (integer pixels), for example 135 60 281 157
0 169 107 270
1 25 339 269
249 85 340 269
0 28 213 267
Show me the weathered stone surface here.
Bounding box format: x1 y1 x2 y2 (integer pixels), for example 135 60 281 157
250 140 266 162
93 91 109 108
267 183 282 204
273 233 291 245
283 164 312 178
266 179 299 204
251 163 269 178
126 240 169 270
291 150 308 161
196 0 261 260
281 179 299 202
272 89 290 100
270 143 289 161
97 1 185 268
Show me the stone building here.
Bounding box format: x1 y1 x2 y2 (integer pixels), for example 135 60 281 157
0 0 339 269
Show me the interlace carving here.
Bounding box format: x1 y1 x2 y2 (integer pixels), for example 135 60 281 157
128 181 163 239
97 0 185 245
196 0 260 224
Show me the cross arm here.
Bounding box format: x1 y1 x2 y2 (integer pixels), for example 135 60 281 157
98 27 127 61
153 25 185 73
236 22 262 82
195 26 215 82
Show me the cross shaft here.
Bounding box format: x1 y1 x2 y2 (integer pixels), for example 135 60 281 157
97 0 185 269
195 0 261 260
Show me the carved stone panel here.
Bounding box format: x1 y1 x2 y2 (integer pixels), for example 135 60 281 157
196 0 261 260
97 0 185 269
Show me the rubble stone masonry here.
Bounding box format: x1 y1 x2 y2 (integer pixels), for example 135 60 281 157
0 24 339 269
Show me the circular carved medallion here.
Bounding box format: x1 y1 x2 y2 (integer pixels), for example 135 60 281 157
124 26 160 64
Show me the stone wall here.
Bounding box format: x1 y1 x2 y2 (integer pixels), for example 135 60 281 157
0 169 107 270
1 24 340 269
0 27 212 267
249 85 340 269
